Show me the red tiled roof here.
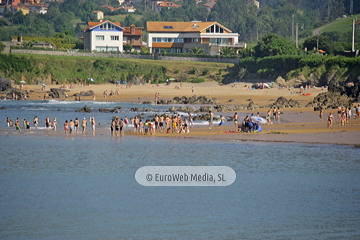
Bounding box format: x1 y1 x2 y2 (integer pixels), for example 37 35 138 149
157 1 181 7
123 26 144 35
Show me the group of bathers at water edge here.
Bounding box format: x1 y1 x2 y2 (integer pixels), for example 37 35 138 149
6 115 96 135
112 113 195 136
209 111 262 133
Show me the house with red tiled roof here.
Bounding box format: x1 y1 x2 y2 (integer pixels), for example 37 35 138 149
82 20 124 52
151 0 181 13
100 5 117 11
147 21 243 55
123 24 144 51
122 6 136 12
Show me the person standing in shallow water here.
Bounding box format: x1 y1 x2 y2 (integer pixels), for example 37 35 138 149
209 111 214 129
64 120 69 135
33 116 38 127
91 117 96 135
81 118 87 134
327 113 334 129
74 118 79 133
15 118 21 131
233 112 238 130
319 107 323 120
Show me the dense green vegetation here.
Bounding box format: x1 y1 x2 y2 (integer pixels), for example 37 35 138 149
1 0 359 45
0 54 233 84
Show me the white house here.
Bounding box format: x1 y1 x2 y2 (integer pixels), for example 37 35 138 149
82 20 124 52
146 21 241 55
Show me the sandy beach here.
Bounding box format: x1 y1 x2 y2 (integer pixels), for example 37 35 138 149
4 81 360 146
23 81 322 106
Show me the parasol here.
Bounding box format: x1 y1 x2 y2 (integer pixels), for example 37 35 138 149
20 81 26 84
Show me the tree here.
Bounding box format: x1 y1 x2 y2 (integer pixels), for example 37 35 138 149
188 47 205 55
254 33 297 57
219 46 234 57
124 44 133 52
0 42 5 53
123 15 136 27
303 35 334 53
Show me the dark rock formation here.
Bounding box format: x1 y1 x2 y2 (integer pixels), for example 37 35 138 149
48 88 70 98
306 92 353 109
193 114 219 121
168 106 195 113
5 89 29 100
246 101 260 110
0 106 7 109
270 97 302 108
0 77 12 91
75 106 92 113
328 79 360 102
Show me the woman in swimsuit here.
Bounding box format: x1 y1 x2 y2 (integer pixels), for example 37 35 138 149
74 118 79 133
53 117 57 131
234 112 238 130
64 120 69 135
81 118 87 134
327 113 334 129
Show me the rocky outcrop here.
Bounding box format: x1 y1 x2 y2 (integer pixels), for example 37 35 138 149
48 88 70 98
246 101 260 110
130 107 154 112
99 106 122 113
0 77 12 91
155 95 217 105
306 92 353 109
75 106 92 113
328 79 360 102
4 89 29 100
193 114 219 121
168 106 195 113
270 97 302 108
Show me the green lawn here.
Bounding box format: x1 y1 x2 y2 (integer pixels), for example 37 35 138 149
320 14 360 33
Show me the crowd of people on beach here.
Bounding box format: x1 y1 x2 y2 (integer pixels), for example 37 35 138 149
325 105 360 129
5 104 360 136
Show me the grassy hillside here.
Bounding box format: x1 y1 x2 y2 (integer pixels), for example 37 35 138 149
0 54 234 85
107 14 143 23
319 14 360 34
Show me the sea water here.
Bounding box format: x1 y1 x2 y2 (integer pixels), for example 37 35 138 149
0 100 360 239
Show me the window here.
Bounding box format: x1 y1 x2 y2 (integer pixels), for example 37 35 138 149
99 22 115 30
210 38 229 45
111 36 119 41
96 35 104 41
164 26 173 29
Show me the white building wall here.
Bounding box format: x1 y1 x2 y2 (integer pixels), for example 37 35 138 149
90 30 123 52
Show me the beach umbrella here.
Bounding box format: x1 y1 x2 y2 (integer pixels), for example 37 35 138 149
250 116 267 124
123 81 128 84
42 84 46 87
20 80 26 84
169 78 175 81
88 78 94 81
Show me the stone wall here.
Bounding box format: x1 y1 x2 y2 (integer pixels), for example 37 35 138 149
10 49 240 64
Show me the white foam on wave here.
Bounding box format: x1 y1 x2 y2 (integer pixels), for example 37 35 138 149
20 107 49 111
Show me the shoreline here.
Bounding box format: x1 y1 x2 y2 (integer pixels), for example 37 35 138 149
2 82 359 146
2 118 359 146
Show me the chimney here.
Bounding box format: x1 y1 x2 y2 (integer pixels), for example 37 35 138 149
130 25 135 34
